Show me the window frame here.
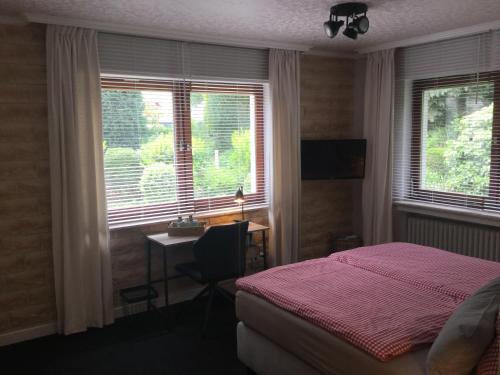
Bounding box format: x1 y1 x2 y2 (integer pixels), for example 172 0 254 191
410 71 500 210
101 77 266 225
188 82 265 213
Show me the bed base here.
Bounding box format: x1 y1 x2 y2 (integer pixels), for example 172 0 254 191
237 322 323 375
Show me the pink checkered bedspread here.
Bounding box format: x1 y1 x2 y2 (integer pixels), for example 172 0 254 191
236 242 500 364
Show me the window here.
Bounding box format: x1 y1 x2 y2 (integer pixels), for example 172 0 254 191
101 78 266 226
410 72 500 210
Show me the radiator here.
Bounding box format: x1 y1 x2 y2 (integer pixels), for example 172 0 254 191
407 215 500 262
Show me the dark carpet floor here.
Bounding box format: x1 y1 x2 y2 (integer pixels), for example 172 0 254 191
0 297 247 375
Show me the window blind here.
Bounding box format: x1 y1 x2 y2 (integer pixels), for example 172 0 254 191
98 33 269 81
98 33 184 78
101 78 266 226
393 30 500 213
186 43 269 81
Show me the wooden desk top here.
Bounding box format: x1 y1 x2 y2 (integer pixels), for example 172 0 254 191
248 222 269 232
147 233 199 248
146 221 269 248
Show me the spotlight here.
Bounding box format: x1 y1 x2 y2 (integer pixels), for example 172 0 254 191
324 2 369 40
351 15 369 34
343 26 358 40
323 19 345 38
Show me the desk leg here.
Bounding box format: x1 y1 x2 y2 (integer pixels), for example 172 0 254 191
262 230 267 269
163 247 169 318
146 241 152 311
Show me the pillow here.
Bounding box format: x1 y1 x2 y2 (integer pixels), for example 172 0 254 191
476 314 500 375
427 277 500 375
475 312 500 375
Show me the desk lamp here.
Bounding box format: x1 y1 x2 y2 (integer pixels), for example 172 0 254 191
234 186 245 220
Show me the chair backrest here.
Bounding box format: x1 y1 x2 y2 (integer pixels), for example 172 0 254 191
193 221 249 282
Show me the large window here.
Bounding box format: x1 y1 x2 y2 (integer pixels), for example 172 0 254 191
411 72 500 210
101 78 265 225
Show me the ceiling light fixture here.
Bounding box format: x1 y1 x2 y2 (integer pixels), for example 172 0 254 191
324 2 369 40
323 16 344 38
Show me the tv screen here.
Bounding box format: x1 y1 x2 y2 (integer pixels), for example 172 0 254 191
301 139 366 180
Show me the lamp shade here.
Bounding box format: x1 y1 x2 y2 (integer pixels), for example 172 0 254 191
234 186 245 204
343 26 358 40
323 20 344 38
352 16 369 34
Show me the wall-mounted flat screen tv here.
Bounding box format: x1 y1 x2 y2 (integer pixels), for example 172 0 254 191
301 139 366 180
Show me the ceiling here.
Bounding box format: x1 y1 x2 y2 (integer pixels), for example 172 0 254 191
1 0 500 53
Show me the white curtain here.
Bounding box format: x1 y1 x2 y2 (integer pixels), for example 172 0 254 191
268 49 301 265
46 25 113 334
362 49 395 245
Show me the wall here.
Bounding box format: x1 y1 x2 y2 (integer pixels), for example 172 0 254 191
0 25 357 337
299 54 356 260
0 23 56 334
352 57 366 237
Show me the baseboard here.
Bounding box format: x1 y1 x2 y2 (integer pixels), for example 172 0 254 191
0 286 205 347
0 322 58 347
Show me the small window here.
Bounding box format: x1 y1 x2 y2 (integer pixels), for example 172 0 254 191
411 73 500 210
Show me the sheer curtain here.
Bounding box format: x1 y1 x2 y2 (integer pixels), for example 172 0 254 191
362 49 395 245
46 25 113 334
268 49 301 265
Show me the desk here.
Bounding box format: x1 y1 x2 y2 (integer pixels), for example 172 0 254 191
145 221 269 316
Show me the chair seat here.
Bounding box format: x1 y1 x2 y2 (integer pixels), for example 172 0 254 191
175 261 206 284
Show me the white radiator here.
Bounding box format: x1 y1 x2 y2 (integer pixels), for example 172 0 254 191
407 215 500 262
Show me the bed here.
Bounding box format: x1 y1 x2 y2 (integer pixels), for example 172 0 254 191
235 242 500 375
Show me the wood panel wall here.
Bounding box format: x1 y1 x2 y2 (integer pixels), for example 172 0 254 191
299 55 355 260
0 23 56 333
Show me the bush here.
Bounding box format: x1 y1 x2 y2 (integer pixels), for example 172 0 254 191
140 133 175 165
443 104 492 195
191 130 252 198
424 103 492 196
104 148 143 208
140 162 177 203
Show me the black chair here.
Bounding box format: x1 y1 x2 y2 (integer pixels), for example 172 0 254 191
175 221 249 333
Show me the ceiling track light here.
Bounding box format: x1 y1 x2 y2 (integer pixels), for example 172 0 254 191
324 2 369 40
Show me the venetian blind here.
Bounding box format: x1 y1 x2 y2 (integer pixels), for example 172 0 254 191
98 33 269 226
393 30 500 212
98 33 269 81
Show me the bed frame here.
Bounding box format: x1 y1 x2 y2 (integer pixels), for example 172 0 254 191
237 322 322 375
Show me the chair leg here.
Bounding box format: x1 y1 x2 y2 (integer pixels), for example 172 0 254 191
176 285 210 321
192 285 210 303
215 285 235 305
202 284 215 336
